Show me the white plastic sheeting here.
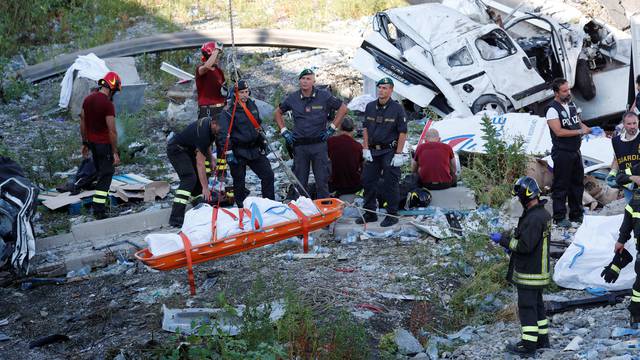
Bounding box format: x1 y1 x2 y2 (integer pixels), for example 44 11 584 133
553 215 636 291
420 113 614 167
145 197 318 256
58 53 110 108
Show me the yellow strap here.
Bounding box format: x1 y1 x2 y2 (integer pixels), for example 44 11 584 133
95 190 109 196
537 319 548 326
522 326 538 333
538 328 549 335
176 189 191 196
173 198 189 204
522 334 538 342
92 197 107 204
611 264 620 274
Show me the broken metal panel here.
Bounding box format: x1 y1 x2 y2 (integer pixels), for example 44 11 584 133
160 61 195 81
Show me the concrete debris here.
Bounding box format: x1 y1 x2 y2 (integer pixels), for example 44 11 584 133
395 328 424 355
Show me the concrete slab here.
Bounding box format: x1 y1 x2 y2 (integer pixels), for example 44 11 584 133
429 186 476 210
70 208 171 241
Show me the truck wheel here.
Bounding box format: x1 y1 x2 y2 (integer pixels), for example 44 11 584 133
471 95 506 115
574 59 596 100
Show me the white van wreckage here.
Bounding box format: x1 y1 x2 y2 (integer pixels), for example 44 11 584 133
352 0 639 122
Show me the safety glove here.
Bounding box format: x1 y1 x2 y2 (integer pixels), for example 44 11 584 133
390 153 406 167
606 169 618 188
363 149 373 162
590 126 604 137
280 128 296 146
321 124 336 141
226 151 238 166
601 248 633 283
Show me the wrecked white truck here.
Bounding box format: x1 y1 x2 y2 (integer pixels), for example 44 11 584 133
352 1 636 123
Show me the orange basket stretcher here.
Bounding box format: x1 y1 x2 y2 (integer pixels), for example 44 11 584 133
134 198 344 294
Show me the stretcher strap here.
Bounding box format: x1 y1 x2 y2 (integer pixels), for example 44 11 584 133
178 232 197 295
250 202 264 231
211 206 219 242
219 207 237 221
288 203 310 253
237 208 251 230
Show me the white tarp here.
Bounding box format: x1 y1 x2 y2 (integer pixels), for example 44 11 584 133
420 113 614 166
553 215 636 291
59 53 110 108
145 197 318 256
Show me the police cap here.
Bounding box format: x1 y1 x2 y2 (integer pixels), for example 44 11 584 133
298 68 315 79
376 77 394 86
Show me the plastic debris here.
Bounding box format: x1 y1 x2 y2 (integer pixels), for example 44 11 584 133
563 336 583 351
66 265 91 278
611 327 640 338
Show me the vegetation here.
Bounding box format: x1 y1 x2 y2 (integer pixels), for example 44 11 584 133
462 115 528 207
152 278 370 359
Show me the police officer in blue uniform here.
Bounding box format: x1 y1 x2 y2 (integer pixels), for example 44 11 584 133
274 68 348 199
546 78 592 227
357 77 408 227
218 80 275 207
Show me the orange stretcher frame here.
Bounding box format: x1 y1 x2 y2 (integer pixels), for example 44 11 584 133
134 198 344 294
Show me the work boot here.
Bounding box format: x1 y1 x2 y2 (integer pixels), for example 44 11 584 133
380 215 399 227
355 212 377 224
537 335 550 349
569 216 583 228
169 203 186 228
506 341 536 357
553 218 571 228
92 204 107 220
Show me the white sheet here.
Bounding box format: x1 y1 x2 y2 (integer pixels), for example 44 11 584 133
59 53 111 108
553 215 637 291
145 197 319 256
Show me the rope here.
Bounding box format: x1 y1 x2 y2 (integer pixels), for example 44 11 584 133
227 0 240 83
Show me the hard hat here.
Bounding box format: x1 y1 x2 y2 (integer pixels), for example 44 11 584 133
201 41 224 60
98 71 122 92
407 187 432 208
512 176 540 207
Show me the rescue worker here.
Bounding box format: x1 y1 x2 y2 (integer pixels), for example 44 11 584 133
546 78 592 228
491 176 552 356
80 71 122 219
218 80 275 207
166 117 219 227
196 41 226 178
274 68 348 199
609 162 640 328
327 117 363 196
607 112 640 202
356 77 408 227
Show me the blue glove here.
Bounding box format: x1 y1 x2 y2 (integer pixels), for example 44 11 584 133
590 126 604 137
226 151 238 165
281 129 296 145
321 126 336 141
606 170 618 188
490 232 502 244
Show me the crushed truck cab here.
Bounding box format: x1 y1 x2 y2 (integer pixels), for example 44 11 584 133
352 1 633 122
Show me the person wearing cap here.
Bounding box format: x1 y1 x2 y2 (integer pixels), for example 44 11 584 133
327 117 363 196
80 71 122 219
274 68 348 199
197 41 226 178
357 77 408 227
218 80 275 207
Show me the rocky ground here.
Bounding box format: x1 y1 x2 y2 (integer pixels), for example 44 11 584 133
2 0 640 359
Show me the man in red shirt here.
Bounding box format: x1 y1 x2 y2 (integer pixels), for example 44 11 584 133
327 118 363 195
80 71 122 219
413 129 457 190
196 41 226 177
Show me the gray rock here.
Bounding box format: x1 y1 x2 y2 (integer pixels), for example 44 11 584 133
412 352 429 360
395 329 423 355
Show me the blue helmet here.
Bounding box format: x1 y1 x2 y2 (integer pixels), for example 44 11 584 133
512 176 540 206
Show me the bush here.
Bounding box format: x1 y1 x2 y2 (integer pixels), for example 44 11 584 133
462 115 528 207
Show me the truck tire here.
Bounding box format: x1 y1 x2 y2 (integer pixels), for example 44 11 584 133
574 59 596 101
471 95 506 115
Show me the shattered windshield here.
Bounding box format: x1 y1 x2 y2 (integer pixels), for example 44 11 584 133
475 29 517 61
448 47 474 67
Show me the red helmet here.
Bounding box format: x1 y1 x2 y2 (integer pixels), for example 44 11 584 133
98 71 122 92
201 41 224 61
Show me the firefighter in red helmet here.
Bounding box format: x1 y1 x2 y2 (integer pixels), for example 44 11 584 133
80 71 122 219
